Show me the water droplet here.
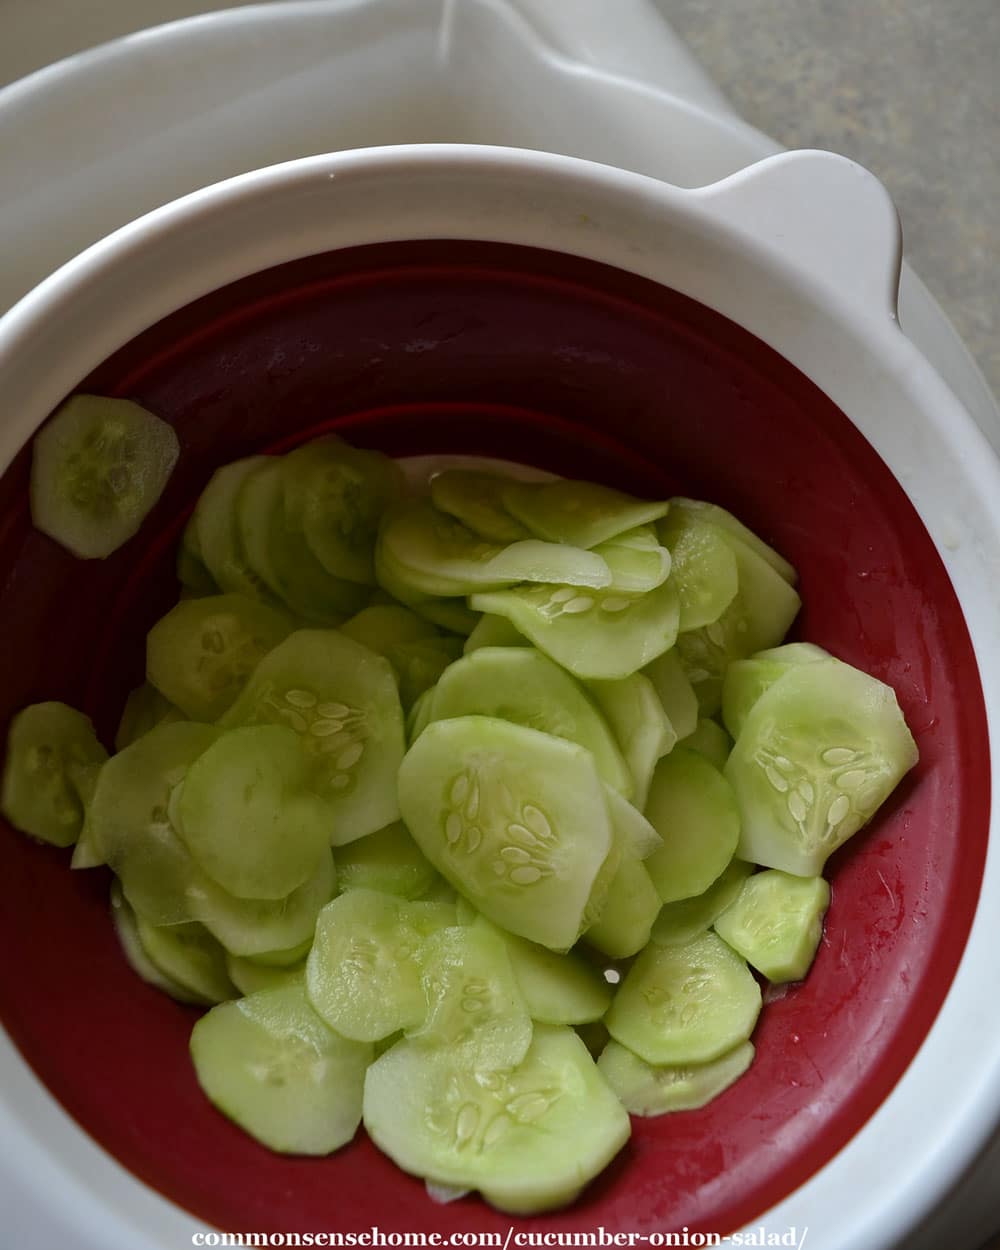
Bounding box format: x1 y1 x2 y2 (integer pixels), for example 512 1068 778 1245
285 689 318 709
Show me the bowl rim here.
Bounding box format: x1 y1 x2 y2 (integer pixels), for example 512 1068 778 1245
0 141 998 1250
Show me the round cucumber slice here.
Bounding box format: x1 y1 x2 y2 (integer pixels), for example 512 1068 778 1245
225 954 305 996
110 881 203 1004
592 525 671 595
190 983 373 1155
429 646 632 797
193 456 279 604
339 604 438 652
115 683 183 751
470 576 680 682
220 629 405 845
669 497 797 585
713 869 830 983
463 614 528 653
406 689 435 745
587 673 673 808
725 657 919 876
398 716 615 951
134 915 236 1005
429 470 530 544
146 593 295 722
605 931 761 1065
30 395 179 559
603 787 662 860
651 858 754 948
585 855 662 960
501 479 669 549
335 821 438 900
247 937 315 968
363 1024 630 1214
721 643 830 741
658 510 739 631
643 748 742 904
679 717 733 772
643 648 699 742
386 636 463 712
597 1039 755 1116
177 724 331 900
1 701 107 846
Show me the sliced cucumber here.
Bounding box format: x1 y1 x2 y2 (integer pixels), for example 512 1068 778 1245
463 614 528 653
725 657 918 875
651 858 754 947
657 510 739 631
592 525 671 595
31 395 179 559
714 869 830 983
397 716 614 951
363 1024 630 1214
721 642 830 741
643 648 699 742
643 748 741 904
335 821 438 900
585 855 661 959
69 760 106 868
190 983 372 1154
603 787 662 860
430 470 530 543
225 953 305 997
115 683 183 751
248 937 315 968
340 604 438 652
670 497 796 584
679 717 732 772
387 636 463 712
502 478 669 549
587 673 673 808
134 915 236 1005
597 1038 754 1116
1 701 107 847
605 931 761 1065
406 689 435 744
193 456 278 603
110 881 203 1004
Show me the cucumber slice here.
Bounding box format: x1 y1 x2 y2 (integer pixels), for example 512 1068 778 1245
110 881 203 1004
406 689 434 744
225 954 305 997
643 648 699 742
134 915 236 1005
410 924 532 1069
193 456 279 604
306 890 456 1041
502 479 669 549
115 683 183 751
643 748 742 904
585 855 661 959
237 458 369 624
472 917 612 1025
220 629 405 845
721 642 830 741
651 858 754 947
657 510 739 631
69 761 105 868
190 983 373 1154
429 646 632 797
587 673 673 808
146 593 295 722
176 724 331 900
387 636 463 712
2 702 108 847
603 787 662 859
335 821 438 900
592 525 671 595
463 614 528 653
430 470 530 544
597 1039 754 1116
714 869 830 983
30 395 179 559
363 1024 630 1214
397 716 614 951
248 937 315 968
471 577 680 682
282 435 405 585
679 718 732 772
675 538 802 715
605 931 761 1065
725 658 918 875
409 598 481 636
340 605 438 652
670 497 797 585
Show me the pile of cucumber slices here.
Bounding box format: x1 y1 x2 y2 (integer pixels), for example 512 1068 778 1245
2 395 919 1214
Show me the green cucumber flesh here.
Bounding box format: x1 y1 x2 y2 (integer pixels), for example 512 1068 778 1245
657 510 739 632
502 478 669 549
651 858 754 947
463 614 529 653
339 605 438 652
586 673 673 809
591 525 671 595
193 456 279 603
134 915 236 1005
598 1038 754 1116
335 821 438 900
714 868 830 983
584 855 662 959
679 717 732 771
430 470 531 543
225 953 306 996
110 881 203 1004
115 683 182 751
643 648 699 742
721 643 830 741
670 498 797 584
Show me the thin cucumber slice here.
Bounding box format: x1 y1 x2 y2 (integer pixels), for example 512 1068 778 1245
725 658 918 875
463 614 528 653
398 716 614 951
597 1039 754 1116
502 479 670 549
604 787 662 860
675 538 802 715
340 605 438 651
2 701 108 847
193 456 279 603
177 724 330 900
429 470 530 543
410 924 532 1070
643 648 699 743
248 937 315 968
306 889 456 1041
585 855 661 959
714 869 830 983
670 497 797 584
651 859 754 947
429 646 632 797
680 718 732 772
69 760 105 868
387 636 463 712
110 881 203 1003
335 821 438 900
220 629 405 845
410 599 480 636
406 689 435 744
721 642 830 741
190 983 373 1154
643 748 742 904
593 525 671 595
115 683 183 751
30 395 179 559
363 1024 630 1214
605 931 761 1065
237 458 369 624
225 954 305 996
587 673 673 808
471 577 680 682
281 435 405 585
146 593 295 722
473 917 612 1025
657 510 739 631
134 915 236 1005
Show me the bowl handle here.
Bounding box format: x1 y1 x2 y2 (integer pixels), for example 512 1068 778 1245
692 149 903 321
